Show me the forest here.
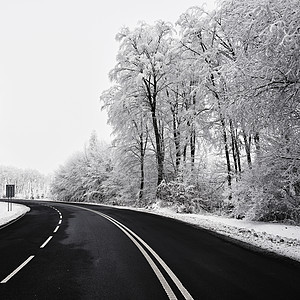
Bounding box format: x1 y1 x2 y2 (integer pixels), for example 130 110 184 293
51 0 300 224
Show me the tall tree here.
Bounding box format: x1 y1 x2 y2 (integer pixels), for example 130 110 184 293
109 21 175 186
101 86 150 201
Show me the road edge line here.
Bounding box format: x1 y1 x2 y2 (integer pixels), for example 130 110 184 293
0 210 29 231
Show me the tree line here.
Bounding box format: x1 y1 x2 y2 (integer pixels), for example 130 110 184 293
50 132 114 203
0 166 49 199
52 0 300 223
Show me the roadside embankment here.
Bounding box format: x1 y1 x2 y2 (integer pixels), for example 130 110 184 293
0 201 30 228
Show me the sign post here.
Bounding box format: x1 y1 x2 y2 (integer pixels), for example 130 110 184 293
6 185 15 211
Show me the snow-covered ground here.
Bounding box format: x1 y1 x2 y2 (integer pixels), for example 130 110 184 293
137 204 300 262
0 201 30 228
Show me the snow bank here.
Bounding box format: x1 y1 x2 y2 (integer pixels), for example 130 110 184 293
0 202 30 228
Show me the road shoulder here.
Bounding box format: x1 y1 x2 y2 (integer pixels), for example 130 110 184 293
0 201 30 228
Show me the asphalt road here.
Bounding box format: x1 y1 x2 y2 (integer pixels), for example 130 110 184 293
0 200 300 300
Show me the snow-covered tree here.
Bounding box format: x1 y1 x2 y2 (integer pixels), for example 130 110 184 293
99 0 300 222
108 21 176 186
50 133 112 202
101 85 151 202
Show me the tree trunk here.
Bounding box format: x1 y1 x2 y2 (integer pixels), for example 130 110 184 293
143 77 164 186
172 109 181 174
254 132 260 150
139 159 144 201
183 144 187 166
138 139 145 201
229 119 238 177
243 131 252 168
190 91 196 173
151 110 164 186
211 73 231 188
235 130 242 173
222 117 232 188
254 132 260 155
190 125 196 172
216 95 231 188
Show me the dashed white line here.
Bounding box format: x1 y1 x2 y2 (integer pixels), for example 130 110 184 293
1 255 35 283
1 205 63 284
40 236 53 248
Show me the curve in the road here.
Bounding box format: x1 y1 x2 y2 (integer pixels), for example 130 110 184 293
71 204 194 300
2 200 300 299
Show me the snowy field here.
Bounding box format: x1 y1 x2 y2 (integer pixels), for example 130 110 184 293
0 202 30 228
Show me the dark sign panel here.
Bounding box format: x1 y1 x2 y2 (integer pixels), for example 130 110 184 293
6 185 15 198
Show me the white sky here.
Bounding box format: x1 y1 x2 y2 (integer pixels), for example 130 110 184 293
0 0 216 175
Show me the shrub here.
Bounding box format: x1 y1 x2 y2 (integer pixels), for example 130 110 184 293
156 179 209 213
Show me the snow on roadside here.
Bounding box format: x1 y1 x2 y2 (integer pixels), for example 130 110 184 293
140 205 300 262
0 201 30 227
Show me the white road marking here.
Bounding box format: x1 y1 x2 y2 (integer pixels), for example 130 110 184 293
111 216 193 300
72 205 194 300
0 212 27 231
40 236 53 248
1 204 63 283
48 205 62 233
0 255 35 284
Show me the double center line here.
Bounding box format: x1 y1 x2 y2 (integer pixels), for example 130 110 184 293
73 205 194 300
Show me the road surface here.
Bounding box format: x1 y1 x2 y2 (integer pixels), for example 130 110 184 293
0 200 300 299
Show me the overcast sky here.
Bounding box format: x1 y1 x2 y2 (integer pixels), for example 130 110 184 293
0 0 216 175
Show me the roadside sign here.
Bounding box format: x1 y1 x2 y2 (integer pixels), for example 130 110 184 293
6 185 15 198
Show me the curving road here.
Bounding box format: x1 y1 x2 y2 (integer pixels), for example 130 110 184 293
0 200 300 299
